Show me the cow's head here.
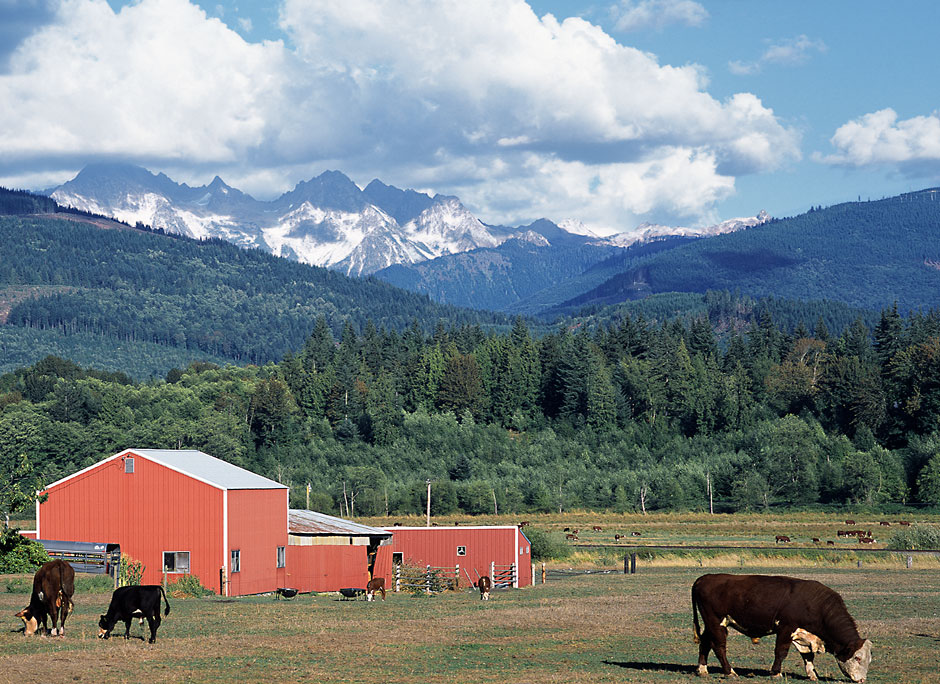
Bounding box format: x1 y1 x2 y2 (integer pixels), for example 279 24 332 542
15 607 39 636
836 639 872 683
97 614 114 639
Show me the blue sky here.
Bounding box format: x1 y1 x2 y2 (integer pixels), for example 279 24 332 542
2 0 938 235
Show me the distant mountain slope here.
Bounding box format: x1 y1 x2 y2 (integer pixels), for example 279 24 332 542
561 191 940 313
0 214 508 373
50 163 513 276
374 219 620 311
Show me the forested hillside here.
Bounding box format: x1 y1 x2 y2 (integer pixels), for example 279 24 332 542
0 215 508 376
565 191 940 313
4 302 940 517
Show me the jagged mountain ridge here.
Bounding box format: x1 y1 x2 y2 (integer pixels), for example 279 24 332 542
50 163 512 276
49 163 765 280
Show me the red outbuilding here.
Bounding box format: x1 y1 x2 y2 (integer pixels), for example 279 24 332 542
374 526 533 590
37 448 288 596
286 509 391 593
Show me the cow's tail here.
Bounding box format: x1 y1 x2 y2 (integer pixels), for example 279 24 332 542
692 587 701 644
160 586 171 616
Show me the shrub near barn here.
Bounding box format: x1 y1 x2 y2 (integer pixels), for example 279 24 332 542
0 529 48 573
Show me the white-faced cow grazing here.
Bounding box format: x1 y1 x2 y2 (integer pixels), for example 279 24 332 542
692 574 872 682
366 577 386 601
478 575 492 600
98 585 170 644
15 559 75 637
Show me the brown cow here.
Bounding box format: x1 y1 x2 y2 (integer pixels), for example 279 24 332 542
631 531 642 537
775 535 791 543
592 525 602 531
845 520 855 525
899 520 911 526
15 559 74 637
692 573 872 682
477 575 492 601
366 577 386 601
565 533 578 541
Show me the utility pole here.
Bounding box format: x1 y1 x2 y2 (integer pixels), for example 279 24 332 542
426 479 432 527
707 471 714 515
306 482 310 510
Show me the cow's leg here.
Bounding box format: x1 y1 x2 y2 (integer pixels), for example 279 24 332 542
697 630 713 676
123 618 132 639
798 652 818 682
146 614 160 643
709 624 736 676
770 630 793 677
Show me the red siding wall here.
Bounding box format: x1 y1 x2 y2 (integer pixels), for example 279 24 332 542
226 489 288 596
286 545 370 592
38 452 290 596
39 453 224 590
379 527 532 588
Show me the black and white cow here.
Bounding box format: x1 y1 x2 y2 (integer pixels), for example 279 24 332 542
98 585 170 644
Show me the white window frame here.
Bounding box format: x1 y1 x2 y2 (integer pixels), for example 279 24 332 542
163 551 190 574
276 546 286 569
392 552 403 565
124 457 134 474
231 549 241 573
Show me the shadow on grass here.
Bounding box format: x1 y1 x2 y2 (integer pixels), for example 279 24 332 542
603 661 830 680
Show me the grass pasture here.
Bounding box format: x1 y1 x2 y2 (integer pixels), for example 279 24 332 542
2 564 939 684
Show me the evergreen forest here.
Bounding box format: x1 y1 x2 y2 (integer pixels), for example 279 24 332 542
4 304 940 518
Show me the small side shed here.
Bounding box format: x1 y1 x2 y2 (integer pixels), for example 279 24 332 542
286 510 392 592
375 525 532 589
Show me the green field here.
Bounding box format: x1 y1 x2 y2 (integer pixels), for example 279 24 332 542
2 564 939 683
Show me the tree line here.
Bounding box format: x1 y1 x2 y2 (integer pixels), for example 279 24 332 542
3 305 940 518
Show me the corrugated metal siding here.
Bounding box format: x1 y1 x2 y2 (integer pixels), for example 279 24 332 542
226 488 288 595
39 454 224 590
380 527 532 588
286 545 370 592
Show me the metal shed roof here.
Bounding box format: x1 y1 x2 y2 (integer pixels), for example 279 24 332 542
289 509 391 538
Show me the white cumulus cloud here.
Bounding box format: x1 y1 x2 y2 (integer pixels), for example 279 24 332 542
0 0 800 233
819 108 940 171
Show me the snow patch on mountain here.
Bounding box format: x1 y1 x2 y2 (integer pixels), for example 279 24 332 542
603 211 771 247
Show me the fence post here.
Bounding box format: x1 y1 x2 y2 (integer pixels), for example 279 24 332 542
455 564 460 590
630 553 637 574
531 562 535 586
395 564 401 593
624 554 628 574
426 565 432 594
512 563 517 588
907 556 913 569
541 562 546 584
490 561 495 586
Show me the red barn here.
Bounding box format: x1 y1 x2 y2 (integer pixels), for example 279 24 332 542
374 526 532 589
37 448 288 596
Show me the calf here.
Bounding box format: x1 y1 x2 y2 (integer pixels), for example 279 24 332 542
366 577 386 601
477 575 492 601
98 585 170 644
15 559 75 637
692 573 872 682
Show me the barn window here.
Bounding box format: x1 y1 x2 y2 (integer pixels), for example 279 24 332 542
392 552 403 566
124 457 134 474
231 549 241 573
456 546 467 556
163 551 190 574
276 546 286 568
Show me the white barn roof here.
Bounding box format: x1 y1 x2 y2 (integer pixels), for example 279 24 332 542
45 449 288 492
